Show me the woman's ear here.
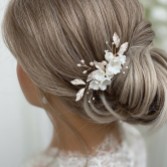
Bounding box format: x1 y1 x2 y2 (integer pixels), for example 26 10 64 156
16 63 42 107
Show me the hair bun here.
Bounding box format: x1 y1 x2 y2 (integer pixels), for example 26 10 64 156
96 47 167 128
83 46 167 129
130 21 155 48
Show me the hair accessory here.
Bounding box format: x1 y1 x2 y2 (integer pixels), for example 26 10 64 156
41 96 48 104
70 32 129 102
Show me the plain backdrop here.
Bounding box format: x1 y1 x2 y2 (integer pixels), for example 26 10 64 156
0 0 167 167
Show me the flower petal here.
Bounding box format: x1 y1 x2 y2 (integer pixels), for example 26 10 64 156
118 42 129 55
118 55 126 64
100 84 107 91
113 32 121 48
94 61 106 72
106 63 122 75
104 50 114 62
71 79 86 86
106 71 114 78
100 79 112 91
76 88 86 101
87 70 105 82
89 80 100 90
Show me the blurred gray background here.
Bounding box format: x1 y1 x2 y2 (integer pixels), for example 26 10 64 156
0 0 167 167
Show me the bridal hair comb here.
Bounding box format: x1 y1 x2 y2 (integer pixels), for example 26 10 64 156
70 32 129 102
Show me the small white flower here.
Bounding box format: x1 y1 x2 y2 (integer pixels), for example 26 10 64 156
99 79 112 90
89 80 101 90
106 54 127 75
106 62 122 75
88 77 112 91
104 50 115 62
87 69 106 82
87 67 112 91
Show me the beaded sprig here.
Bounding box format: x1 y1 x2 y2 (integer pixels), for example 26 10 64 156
70 32 129 102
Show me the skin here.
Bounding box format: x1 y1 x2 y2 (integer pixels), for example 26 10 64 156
16 63 122 155
16 64 42 106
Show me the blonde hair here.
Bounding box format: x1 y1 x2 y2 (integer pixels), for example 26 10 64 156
2 0 167 130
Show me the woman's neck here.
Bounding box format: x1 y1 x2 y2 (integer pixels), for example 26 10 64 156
44 96 122 155
50 119 122 155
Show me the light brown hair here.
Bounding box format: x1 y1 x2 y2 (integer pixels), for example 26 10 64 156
2 0 167 130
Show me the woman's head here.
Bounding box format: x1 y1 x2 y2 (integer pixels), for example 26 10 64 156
2 0 167 128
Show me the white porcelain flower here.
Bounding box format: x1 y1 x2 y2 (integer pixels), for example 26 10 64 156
70 32 129 102
105 54 127 75
87 69 112 91
89 78 112 91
